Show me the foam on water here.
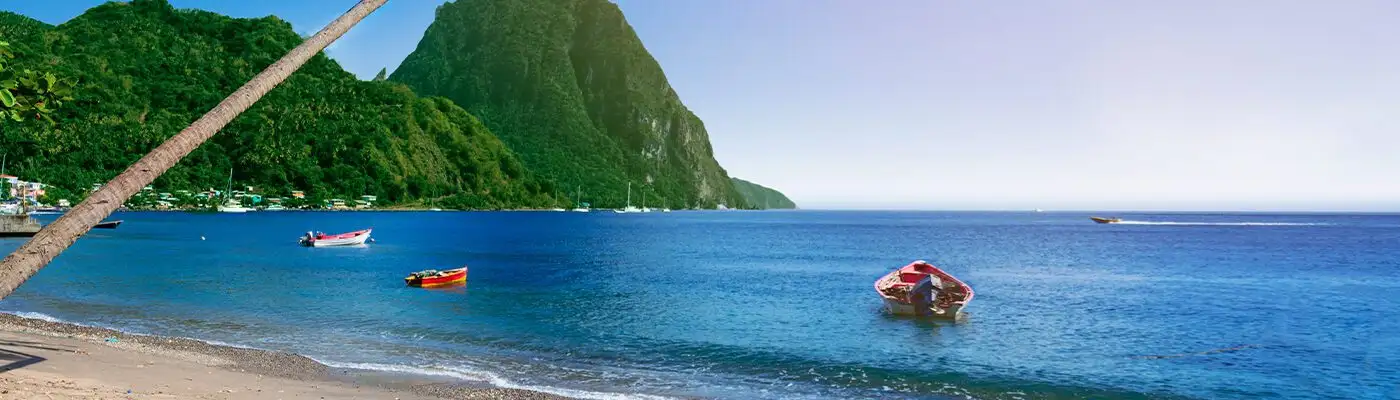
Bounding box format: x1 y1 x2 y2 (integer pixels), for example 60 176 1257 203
1114 220 1327 226
5 311 66 323
319 361 678 400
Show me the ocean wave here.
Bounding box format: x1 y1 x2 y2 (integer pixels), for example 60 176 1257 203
1114 221 1326 226
319 361 677 400
5 311 67 323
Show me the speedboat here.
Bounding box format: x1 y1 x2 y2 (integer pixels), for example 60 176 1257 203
1089 217 1121 224
874 261 974 319
405 267 468 287
299 228 371 247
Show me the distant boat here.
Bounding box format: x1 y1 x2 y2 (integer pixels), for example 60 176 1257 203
216 168 250 213
92 220 122 229
428 208 443 212
1034 208 1044 213
264 204 286 211
299 228 372 247
616 182 641 213
571 186 590 212
405 267 468 288
217 200 251 213
874 260 974 319
1089 217 1121 224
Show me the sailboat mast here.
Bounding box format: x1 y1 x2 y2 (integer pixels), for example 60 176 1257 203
626 182 632 208
225 167 234 202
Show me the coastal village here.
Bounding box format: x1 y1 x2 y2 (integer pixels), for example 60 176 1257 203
1 174 378 213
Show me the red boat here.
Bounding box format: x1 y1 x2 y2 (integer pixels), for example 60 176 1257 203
874 261 974 319
404 267 468 287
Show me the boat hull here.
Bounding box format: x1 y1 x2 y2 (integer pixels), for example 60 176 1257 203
1089 217 1120 224
874 261 974 320
302 229 372 247
881 297 968 317
405 268 468 287
93 220 122 229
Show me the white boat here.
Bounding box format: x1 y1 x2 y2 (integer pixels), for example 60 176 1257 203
571 186 591 212
616 182 640 213
218 200 251 213
299 228 372 247
216 168 250 213
264 204 286 211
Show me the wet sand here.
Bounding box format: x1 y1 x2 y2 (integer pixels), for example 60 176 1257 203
0 313 569 399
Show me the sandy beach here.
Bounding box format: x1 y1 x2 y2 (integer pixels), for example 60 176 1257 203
0 314 568 400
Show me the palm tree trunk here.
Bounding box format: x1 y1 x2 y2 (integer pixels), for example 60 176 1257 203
0 0 389 300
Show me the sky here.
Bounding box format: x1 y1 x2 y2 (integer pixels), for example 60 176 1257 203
7 1 1400 211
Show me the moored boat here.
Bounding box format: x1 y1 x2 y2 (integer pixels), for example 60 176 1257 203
874 260 974 319
1089 217 1121 224
93 220 122 229
404 267 468 287
299 228 371 247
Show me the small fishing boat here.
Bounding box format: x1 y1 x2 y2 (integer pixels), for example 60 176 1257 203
1089 217 1121 224
874 261 974 319
299 228 371 247
92 220 122 229
404 267 468 287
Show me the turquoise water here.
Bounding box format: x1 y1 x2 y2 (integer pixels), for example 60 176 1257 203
2 211 1398 399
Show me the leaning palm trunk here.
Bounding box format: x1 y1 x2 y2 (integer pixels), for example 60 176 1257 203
0 0 389 300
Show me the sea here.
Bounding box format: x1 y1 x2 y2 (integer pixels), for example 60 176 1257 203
1 211 1397 400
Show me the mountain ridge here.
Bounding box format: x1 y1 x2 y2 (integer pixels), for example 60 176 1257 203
390 0 750 209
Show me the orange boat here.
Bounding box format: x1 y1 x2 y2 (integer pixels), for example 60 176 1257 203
874 261 974 319
404 267 468 287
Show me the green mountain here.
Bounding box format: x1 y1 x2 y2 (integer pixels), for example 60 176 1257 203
390 0 746 209
731 178 797 210
0 0 556 209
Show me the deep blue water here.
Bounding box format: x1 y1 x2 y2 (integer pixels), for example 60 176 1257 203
2 211 1398 399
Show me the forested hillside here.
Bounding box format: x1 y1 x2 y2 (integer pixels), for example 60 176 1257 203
391 0 748 209
0 0 556 209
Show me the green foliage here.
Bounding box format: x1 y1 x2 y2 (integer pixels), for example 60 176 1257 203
0 40 76 124
372 67 387 82
390 0 747 209
731 178 797 210
0 0 556 209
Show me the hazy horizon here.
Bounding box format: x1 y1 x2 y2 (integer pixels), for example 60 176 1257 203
9 1 1400 211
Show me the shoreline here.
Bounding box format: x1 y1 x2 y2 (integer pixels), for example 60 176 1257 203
0 312 571 399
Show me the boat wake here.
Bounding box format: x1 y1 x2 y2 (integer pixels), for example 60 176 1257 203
1114 221 1327 226
318 361 678 400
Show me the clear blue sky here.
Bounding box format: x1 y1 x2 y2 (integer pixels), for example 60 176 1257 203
9 1 1400 211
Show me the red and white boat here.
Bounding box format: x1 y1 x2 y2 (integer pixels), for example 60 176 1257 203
299 228 372 247
874 261 974 319
404 267 468 287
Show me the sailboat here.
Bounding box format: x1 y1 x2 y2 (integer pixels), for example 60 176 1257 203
571 186 590 212
216 168 251 213
639 187 652 213
615 182 641 213
550 191 567 212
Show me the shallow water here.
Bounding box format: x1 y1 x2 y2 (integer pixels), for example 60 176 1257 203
2 211 1397 399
